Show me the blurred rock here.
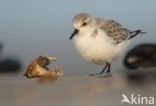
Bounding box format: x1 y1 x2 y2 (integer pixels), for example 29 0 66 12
124 43 156 69
0 42 22 73
0 58 22 73
0 42 3 55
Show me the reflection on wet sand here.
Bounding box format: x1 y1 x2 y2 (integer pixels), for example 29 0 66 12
0 69 156 106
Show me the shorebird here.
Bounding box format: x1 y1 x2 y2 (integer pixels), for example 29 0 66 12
69 13 146 76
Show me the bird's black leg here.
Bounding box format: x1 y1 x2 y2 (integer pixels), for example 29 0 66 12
89 63 108 76
99 63 108 74
106 63 111 73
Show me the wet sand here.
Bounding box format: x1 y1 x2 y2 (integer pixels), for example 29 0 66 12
0 70 156 106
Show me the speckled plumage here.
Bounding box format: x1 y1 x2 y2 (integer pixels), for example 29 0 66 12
97 19 130 43
70 13 146 75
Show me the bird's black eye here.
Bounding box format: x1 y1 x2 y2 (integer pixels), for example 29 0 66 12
82 22 87 26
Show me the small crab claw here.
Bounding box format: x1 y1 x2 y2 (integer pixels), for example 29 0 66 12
47 57 57 61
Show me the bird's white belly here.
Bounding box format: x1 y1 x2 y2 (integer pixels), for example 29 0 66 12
73 31 129 65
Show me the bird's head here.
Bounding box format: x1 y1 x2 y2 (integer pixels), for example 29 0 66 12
69 13 95 40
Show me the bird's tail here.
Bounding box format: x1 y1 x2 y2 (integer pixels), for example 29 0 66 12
129 30 147 39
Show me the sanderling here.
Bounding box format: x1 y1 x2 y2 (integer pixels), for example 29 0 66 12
69 13 146 76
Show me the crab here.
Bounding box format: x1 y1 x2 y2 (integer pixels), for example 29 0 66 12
24 56 63 78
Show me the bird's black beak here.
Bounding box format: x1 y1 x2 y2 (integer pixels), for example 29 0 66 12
69 29 79 40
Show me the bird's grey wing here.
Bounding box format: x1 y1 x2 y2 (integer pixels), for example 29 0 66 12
99 19 130 43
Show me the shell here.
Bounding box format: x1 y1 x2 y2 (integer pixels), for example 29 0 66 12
24 56 63 78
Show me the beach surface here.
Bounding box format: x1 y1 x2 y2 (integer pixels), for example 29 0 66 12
0 70 156 106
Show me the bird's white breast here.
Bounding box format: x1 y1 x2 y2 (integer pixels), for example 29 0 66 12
73 29 130 64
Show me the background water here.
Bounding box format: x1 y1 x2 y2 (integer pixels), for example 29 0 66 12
0 0 156 75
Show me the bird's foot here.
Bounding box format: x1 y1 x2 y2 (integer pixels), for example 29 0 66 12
89 72 112 77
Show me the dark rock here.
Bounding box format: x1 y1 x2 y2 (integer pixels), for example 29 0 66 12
0 58 22 73
124 43 156 69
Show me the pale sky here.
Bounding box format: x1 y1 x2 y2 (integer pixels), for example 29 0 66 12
0 0 156 75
